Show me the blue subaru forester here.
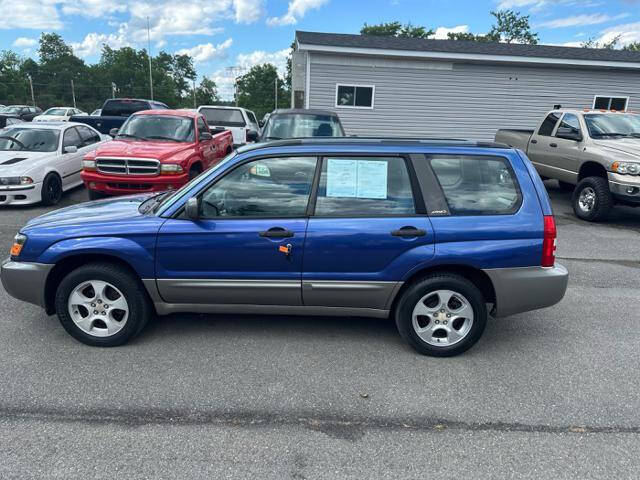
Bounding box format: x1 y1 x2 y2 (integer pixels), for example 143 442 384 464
1 139 568 356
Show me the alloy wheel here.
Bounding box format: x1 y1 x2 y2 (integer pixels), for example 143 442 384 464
67 280 129 337
411 289 474 347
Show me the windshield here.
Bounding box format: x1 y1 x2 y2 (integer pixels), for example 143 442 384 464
584 114 640 138
199 108 246 127
44 108 68 116
0 127 59 152
4 107 22 114
262 113 344 139
118 115 195 142
152 150 238 215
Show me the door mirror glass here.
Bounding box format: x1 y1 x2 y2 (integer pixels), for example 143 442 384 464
185 197 200 219
246 130 259 143
109 128 119 137
199 131 212 141
556 127 582 142
64 145 78 154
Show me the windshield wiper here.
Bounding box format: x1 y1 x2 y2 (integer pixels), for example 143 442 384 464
265 136 281 140
116 133 149 141
140 191 173 214
146 135 181 142
0 135 26 150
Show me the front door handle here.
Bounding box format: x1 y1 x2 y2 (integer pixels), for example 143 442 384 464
549 143 558 148
530 139 538 144
259 227 294 238
391 227 426 237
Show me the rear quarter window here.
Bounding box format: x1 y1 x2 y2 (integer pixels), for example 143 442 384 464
429 155 522 216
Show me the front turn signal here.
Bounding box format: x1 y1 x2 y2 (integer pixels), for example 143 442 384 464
10 233 27 257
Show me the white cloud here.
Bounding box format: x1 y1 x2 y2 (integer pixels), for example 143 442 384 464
233 0 264 24
496 0 603 12
267 0 329 26
60 0 127 18
177 39 233 63
12 37 38 48
0 0 63 29
597 21 640 47
433 25 469 39
537 13 629 29
70 30 130 57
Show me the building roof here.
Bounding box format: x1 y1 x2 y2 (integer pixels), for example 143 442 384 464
296 30 640 66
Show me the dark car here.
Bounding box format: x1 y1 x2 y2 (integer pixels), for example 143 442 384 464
260 109 345 141
2 105 42 122
0 115 22 129
71 98 169 135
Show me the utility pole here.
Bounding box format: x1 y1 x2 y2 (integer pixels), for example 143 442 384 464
111 82 116 99
27 74 35 107
225 66 246 107
71 79 76 108
192 78 197 108
147 17 154 101
275 76 278 110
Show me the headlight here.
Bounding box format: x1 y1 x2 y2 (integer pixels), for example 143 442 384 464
611 162 640 175
160 164 184 175
82 160 96 171
0 177 33 185
10 233 27 257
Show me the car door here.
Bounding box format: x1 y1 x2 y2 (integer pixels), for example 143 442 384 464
302 156 434 311
550 113 583 182
60 126 85 187
195 117 217 168
527 112 561 178
155 155 318 306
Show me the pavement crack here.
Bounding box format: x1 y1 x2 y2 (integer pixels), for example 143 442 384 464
1 406 639 436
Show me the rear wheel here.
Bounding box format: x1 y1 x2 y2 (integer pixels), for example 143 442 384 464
41 173 62 206
395 274 487 357
572 176 612 222
55 263 152 347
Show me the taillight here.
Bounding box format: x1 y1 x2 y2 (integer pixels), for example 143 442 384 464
542 215 557 267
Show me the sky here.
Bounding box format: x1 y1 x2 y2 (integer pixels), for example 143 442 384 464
2 0 640 99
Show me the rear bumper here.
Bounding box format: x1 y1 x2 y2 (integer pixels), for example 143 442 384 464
1 258 53 308
81 171 188 196
483 264 568 317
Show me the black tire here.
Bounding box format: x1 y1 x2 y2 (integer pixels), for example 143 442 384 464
572 176 612 222
41 173 62 206
54 262 152 347
189 163 202 180
88 190 105 201
395 274 487 357
558 181 575 192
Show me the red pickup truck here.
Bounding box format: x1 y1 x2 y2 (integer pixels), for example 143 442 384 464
81 109 233 199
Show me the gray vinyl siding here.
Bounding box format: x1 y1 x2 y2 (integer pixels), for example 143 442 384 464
307 53 640 140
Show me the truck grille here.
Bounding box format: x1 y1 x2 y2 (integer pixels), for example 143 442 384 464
96 157 160 176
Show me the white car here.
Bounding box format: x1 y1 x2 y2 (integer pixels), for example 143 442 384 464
0 122 109 206
33 107 87 123
197 105 260 147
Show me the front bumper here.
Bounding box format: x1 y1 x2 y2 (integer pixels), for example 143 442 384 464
483 264 569 317
0 182 42 206
0 258 53 308
81 171 188 196
608 174 640 205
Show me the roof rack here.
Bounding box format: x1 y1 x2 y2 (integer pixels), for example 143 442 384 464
238 137 510 152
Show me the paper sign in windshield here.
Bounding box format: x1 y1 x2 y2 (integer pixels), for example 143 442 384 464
326 159 388 199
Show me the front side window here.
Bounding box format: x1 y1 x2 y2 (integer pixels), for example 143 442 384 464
199 156 317 218
584 113 640 138
556 114 581 136
593 96 628 111
538 113 561 136
430 155 521 216
336 85 374 108
0 128 60 152
314 157 415 216
118 115 195 142
197 117 208 137
77 125 101 146
63 127 83 148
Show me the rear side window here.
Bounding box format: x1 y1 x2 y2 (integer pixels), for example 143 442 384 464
247 111 258 125
314 157 416 216
429 155 521 216
76 125 101 146
102 100 151 117
199 108 246 127
538 113 561 136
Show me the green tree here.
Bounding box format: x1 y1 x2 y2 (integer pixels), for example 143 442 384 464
581 35 620 49
0 50 29 105
236 64 289 119
447 31 500 42
360 21 434 38
623 42 640 51
488 9 538 44
194 77 219 105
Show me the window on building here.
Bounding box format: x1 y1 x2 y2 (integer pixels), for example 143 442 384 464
593 96 628 111
538 112 561 136
429 155 522 216
335 85 375 108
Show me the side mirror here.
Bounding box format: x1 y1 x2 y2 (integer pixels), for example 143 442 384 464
259 120 265 128
64 145 78 154
246 130 259 143
109 128 119 137
199 131 212 141
185 197 200 220
556 127 582 142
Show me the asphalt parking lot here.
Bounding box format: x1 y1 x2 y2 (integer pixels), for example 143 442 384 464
1 183 639 479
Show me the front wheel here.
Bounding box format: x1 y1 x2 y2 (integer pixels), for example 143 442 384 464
88 190 105 201
572 176 612 222
395 274 487 357
55 263 152 347
41 173 62 206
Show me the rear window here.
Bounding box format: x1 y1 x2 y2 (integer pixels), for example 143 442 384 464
429 155 521 215
199 108 246 127
102 100 151 117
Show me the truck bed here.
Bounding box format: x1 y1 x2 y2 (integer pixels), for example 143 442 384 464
494 129 534 151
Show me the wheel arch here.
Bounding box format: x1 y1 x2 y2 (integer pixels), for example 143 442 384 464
578 161 607 181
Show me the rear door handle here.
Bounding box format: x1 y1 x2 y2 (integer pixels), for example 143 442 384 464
259 227 294 238
391 227 426 237
549 143 558 148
